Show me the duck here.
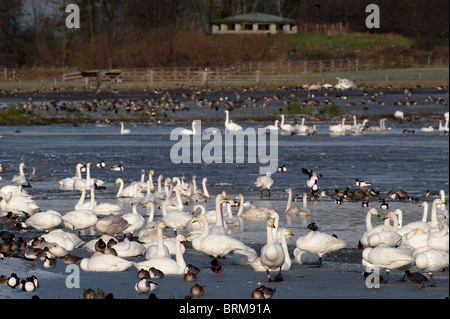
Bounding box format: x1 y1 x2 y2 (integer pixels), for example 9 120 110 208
362 246 414 283
184 270 197 282
191 214 249 258
210 258 224 277
111 164 124 171
380 199 389 210
133 235 187 275
11 163 27 185
7 273 20 289
301 168 321 189
414 247 449 287
277 164 287 172
189 283 205 297
43 255 57 268
137 268 150 279
95 161 106 169
63 253 82 264
20 279 36 292
80 252 134 272
149 267 165 279
255 172 273 197
135 278 157 294
295 231 346 267
355 179 371 188
285 189 310 216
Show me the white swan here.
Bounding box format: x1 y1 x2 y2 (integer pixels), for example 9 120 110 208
328 118 346 134
0 192 39 217
294 118 309 134
429 198 446 228
293 248 320 265
144 222 171 259
235 194 274 220
191 214 248 258
224 110 243 133
115 178 142 198
265 120 279 132
11 163 27 185
427 221 449 252
362 246 414 283
120 121 131 135
62 205 98 234
279 114 295 133
366 212 402 247
80 252 133 272
401 228 429 251
133 235 187 275
396 206 431 236
59 163 85 187
161 199 191 235
414 248 449 287
41 229 82 251
360 208 383 248
255 172 273 197
109 237 145 258
188 177 210 203
259 219 286 281
179 120 198 135
89 186 122 215
367 119 386 131
335 77 356 90
121 203 145 238
137 202 160 243
295 230 346 267
23 210 62 232
285 189 310 216
251 227 294 273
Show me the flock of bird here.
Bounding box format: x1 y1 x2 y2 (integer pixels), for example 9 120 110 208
0 152 448 298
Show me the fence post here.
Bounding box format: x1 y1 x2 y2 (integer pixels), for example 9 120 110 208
256 70 260 83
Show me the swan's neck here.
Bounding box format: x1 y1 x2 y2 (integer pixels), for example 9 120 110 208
146 205 155 224
175 239 186 269
140 171 145 183
303 193 307 208
157 176 163 193
88 187 96 210
156 226 165 254
85 164 91 183
215 195 224 227
390 213 399 231
202 179 209 198
286 191 292 211
225 112 230 125
148 173 154 190
75 164 82 179
366 211 374 232
75 188 86 209
192 177 197 194
161 202 169 217
132 204 139 215
421 203 429 222
116 179 124 197
19 164 25 176
436 223 448 238
236 196 244 217
430 199 440 227
280 234 291 266
395 210 403 228
175 188 183 211
266 223 275 245
280 116 285 126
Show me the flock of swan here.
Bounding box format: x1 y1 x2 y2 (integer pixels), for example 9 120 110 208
1 157 448 296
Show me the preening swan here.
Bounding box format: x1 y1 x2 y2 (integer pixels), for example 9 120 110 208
11 163 27 185
362 246 414 283
0 191 39 217
224 110 243 133
115 178 142 198
108 237 145 258
23 210 62 232
255 172 273 197
427 221 449 252
366 212 402 248
414 248 449 287
80 252 133 272
235 194 274 220
295 231 346 267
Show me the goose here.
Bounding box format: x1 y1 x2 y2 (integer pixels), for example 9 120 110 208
224 110 243 133
255 172 273 197
109 237 145 258
414 247 449 287
295 231 346 267
11 163 27 185
23 210 62 232
120 121 131 135
366 212 402 248
59 163 85 187
115 178 142 198
191 214 248 258
135 278 157 294
328 118 346 134
179 120 198 135
427 221 449 252
121 203 145 239
362 246 414 283
279 115 295 133
285 189 310 216
161 199 191 235
234 194 274 220
80 252 133 272
251 227 293 274
258 219 286 281
133 235 187 275
144 222 170 259
96 215 130 236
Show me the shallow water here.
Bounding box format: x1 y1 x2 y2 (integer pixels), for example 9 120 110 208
0 123 448 247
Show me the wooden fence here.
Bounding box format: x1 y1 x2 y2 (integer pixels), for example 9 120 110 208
55 56 447 88
0 68 21 82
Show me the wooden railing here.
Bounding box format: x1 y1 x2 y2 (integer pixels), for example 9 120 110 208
0 68 21 82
